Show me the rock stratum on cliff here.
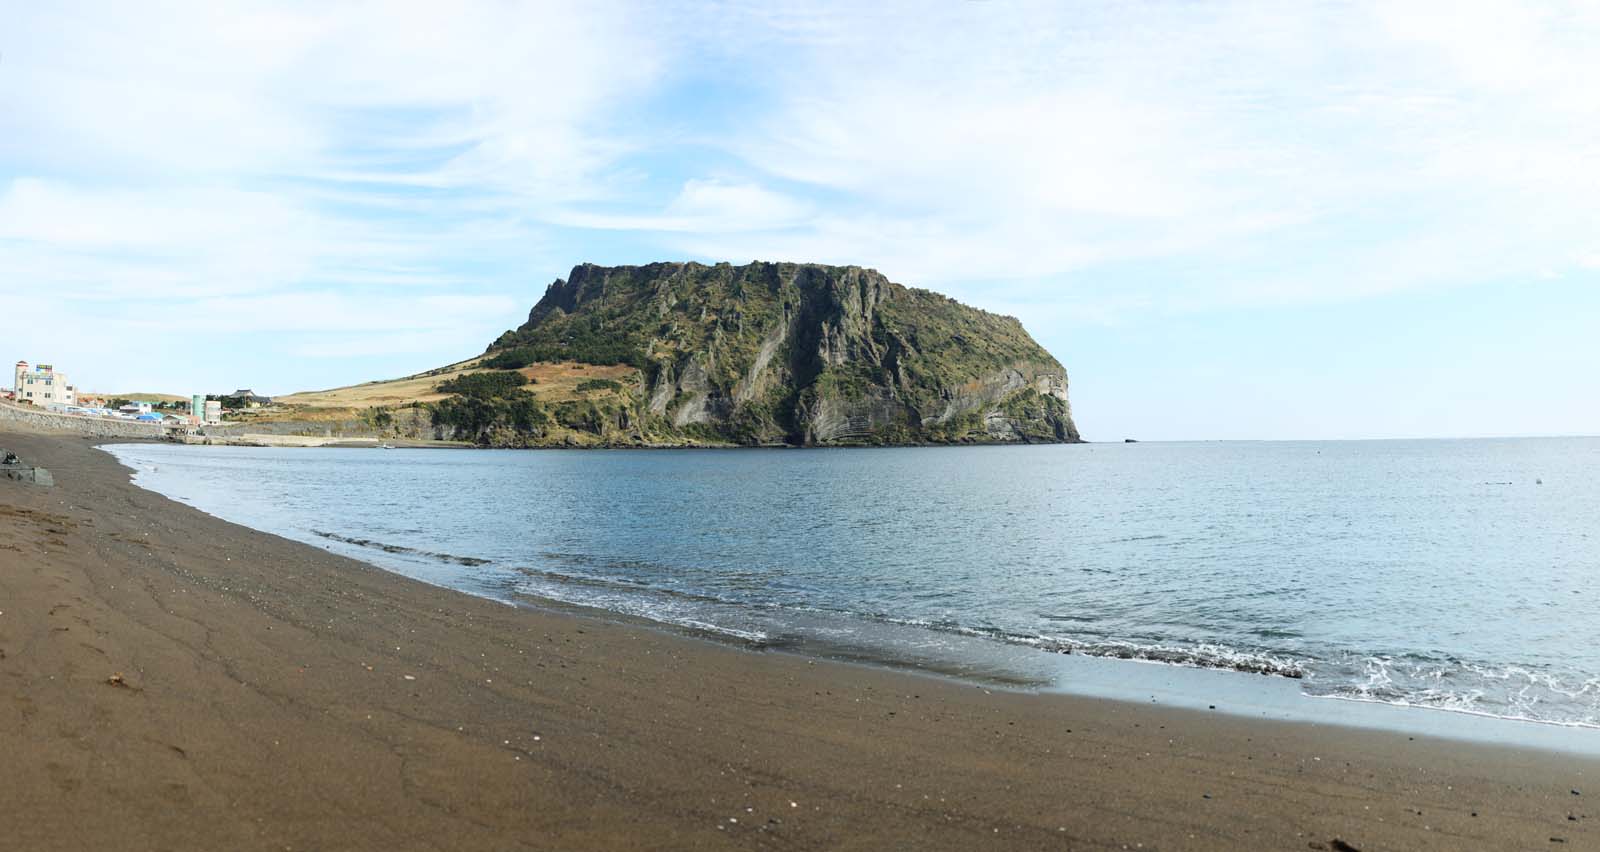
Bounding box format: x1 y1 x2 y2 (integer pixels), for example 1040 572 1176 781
433 261 1077 447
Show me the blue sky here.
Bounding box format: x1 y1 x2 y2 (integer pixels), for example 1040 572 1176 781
2 1 1596 440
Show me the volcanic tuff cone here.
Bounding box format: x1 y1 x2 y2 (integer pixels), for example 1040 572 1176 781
486 261 1079 446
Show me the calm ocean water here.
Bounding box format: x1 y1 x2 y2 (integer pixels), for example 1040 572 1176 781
106 439 1600 731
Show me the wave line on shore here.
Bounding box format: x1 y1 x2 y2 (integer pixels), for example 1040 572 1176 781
310 530 492 567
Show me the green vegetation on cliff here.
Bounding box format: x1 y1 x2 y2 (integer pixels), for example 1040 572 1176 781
429 393 550 446
458 261 1078 448
574 378 624 394
425 370 548 445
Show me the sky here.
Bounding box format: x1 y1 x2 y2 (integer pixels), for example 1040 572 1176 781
2 0 1596 441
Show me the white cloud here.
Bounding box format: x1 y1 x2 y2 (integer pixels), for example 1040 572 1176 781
665 180 812 229
646 1 1600 314
553 179 813 233
287 330 484 360
0 177 465 301
134 291 519 334
1 0 662 260
1 1 669 391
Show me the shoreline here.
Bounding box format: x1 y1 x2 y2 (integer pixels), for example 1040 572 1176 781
3 427 1596 850
104 441 1600 751
207 434 1090 450
141 492 1600 755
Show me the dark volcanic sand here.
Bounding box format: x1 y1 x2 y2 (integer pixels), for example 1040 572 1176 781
0 429 1594 850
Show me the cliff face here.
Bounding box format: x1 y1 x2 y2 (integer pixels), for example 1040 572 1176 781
487 262 1079 446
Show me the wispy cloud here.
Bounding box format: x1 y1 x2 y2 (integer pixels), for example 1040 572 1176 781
1 0 664 387
648 1 1600 309
552 179 815 233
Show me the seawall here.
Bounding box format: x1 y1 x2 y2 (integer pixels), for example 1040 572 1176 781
0 401 168 439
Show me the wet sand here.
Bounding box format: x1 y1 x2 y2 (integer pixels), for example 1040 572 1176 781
1 428 1594 850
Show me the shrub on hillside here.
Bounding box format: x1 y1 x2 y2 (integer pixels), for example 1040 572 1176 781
435 370 529 398
481 321 647 370
428 394 549 444
482 348 537 370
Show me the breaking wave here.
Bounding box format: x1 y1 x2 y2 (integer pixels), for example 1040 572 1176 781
1306 654 1600 728
311 530 492 567
866 617 1309 678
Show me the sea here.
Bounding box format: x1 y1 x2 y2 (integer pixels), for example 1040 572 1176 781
104 438 1600 750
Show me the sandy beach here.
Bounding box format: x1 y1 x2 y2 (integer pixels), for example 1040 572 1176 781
1 428 1594 851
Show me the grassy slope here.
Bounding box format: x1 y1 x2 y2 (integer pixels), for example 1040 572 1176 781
264 360 639 428
272 358 487 409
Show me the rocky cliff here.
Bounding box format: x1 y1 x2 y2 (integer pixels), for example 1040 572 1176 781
477 262 1079 447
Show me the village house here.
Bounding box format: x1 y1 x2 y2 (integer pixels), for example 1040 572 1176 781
13 361 77 406
229 389 273 408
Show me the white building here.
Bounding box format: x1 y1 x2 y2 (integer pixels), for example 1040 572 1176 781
13 361 76 406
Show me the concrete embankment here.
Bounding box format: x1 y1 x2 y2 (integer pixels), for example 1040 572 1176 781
200 434 382 447
0 402 458 448
0 401 167 439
